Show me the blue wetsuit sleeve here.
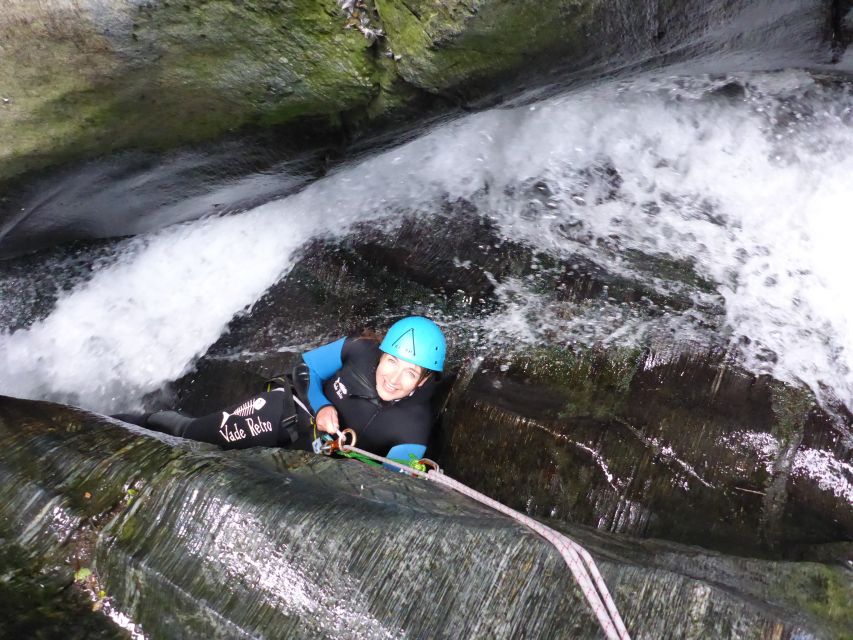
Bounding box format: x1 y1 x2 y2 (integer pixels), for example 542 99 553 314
384 443 427 471
301 337 346 413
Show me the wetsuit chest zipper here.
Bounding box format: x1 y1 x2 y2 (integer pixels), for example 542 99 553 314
361 406 382 432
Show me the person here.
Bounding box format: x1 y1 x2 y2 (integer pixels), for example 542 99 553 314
114 316 446 464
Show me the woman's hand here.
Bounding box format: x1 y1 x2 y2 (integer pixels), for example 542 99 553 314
315 405 341 435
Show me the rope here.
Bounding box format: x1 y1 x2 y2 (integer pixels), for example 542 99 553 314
340 444 631 640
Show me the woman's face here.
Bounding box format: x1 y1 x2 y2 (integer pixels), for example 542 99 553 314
375 353 427 401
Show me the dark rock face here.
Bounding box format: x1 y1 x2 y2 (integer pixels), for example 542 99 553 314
0 395 849 638
833 0 853 62
440 351 853 558
375 0 838 102
0 141 333 258
0 541 125 640
158 211 853 562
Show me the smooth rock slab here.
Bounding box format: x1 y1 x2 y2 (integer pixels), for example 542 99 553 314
0 395 849 638
439 349 853 557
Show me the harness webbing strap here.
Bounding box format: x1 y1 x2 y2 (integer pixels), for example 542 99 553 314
340 444 631 640
292 394 311 417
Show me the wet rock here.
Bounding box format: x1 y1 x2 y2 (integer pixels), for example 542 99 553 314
0 0 377 184
374 0 839 104
439 349 853 557
834 0 853 60
0 238 119 332
0 395 850 638
2 0 845 251
167 207 710 415
155 218 852 559
209 205 708 353
0 540 125 639
711 80 748 101
167 357 271 419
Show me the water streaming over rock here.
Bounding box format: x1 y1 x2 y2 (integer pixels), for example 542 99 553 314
1 66 852 637
2 70 852 415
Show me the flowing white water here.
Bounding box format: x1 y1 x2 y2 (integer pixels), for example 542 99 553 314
1 69 852 413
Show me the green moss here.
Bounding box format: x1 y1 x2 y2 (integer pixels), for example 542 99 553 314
376 0 601 95
769 382 814 443
365 54 423 121
0 539 124 639
1 0 617 185
768 564 853 638
0 10 118 177
622 249 717 295
116 516 137 543
505 344 644 420
0 0 378 181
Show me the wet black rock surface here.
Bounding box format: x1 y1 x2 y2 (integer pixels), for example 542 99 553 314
0 395 849 639
154 214 853 562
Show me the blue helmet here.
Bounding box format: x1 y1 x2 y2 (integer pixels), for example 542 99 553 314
380 316 446 372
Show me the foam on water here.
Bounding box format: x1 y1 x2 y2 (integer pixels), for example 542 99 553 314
0 188 402 411
1 69 851 412
448 71 853 408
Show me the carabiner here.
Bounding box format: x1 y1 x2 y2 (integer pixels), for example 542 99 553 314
312 433 334 455
313 429 358 456
416 458 442 474
338 428 357 451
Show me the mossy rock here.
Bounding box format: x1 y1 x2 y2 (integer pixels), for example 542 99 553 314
1 394 850 638
375 0 602 99
0 0 377 183
0 539 125 639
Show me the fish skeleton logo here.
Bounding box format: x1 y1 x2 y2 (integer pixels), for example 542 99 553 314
220 397 266 427
218 397 267 443
333 377 348 399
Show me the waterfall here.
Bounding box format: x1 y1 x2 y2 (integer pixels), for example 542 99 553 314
1 70 852 413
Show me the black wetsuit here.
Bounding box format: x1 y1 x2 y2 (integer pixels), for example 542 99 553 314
311 337 435 456
116 386 313 451
121 336 436 457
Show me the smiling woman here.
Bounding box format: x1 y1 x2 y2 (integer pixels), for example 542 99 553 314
306 316 447 462
112 316 447 464
375 353 429 401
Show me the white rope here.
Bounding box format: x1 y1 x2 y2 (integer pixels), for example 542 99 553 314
340 445 631 640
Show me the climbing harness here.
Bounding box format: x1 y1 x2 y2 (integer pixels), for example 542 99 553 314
319 431 631 640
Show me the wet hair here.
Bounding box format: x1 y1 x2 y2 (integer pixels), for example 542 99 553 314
357 327 382 343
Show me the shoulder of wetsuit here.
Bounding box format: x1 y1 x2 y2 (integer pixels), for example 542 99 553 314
290 362 311 403
336 361 379 400
334 337 381 399
341 335 381 362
